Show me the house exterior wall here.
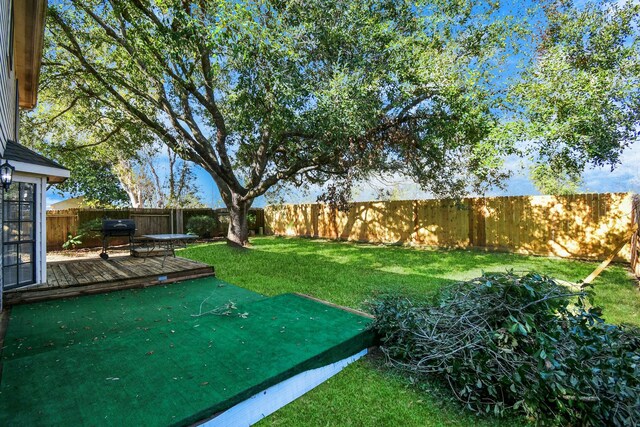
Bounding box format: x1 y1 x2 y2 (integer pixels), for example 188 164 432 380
1 0 17 158
1 0 19 308
0 2 67 304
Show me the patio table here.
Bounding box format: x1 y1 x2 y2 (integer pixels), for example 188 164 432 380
139 233 198 265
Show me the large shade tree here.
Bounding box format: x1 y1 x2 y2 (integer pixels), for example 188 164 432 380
39 0 640 245
21 97 148 206
41 0 518 245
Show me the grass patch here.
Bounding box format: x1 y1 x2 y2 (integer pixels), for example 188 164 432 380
260 353 519 427
180 237 638 325
180 237 639 426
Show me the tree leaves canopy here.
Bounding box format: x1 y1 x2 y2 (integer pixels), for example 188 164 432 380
42 0 522 205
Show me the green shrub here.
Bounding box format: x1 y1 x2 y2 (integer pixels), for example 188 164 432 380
369 272 640 425
62 218 102 249
247 212 257 228
186 215 217 238
62 233 83 250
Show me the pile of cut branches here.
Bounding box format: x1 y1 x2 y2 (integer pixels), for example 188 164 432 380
369 272 640 425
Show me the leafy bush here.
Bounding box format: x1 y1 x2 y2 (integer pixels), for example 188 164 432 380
369 272 640 425
247 212 257 228
62 218 102 249
62 233 83 250
186 215 217 238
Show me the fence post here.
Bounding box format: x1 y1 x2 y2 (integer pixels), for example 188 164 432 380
176 208 184 234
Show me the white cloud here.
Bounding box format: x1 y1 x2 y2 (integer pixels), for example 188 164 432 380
581 142 640 193
271 141 639 204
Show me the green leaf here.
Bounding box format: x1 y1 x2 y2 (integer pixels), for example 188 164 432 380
517 323 528 336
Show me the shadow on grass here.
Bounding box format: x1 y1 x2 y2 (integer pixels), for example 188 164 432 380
180 237 639 325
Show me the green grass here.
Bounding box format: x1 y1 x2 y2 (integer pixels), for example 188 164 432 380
179 237 640 426
258 355 518 427
180 237 639 325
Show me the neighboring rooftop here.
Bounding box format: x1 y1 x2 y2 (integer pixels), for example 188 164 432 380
48 196 86 210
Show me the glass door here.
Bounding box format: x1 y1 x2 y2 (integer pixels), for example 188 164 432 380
3 182 36 289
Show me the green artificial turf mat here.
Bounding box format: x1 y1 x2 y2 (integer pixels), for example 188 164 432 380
0 277 373 426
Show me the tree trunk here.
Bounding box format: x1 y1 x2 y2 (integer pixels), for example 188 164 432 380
124 187 143 208
226 194 252 247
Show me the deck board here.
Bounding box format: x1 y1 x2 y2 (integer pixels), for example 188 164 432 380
108 258 140 277
4 256 215 305
47 264 60 288
57 264 78 286
64 262 91 284
146 257 181 272
99 260 131 280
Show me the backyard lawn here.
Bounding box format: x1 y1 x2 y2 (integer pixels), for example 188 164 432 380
180 236 639 427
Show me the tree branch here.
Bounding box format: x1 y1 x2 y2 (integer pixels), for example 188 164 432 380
58 123 125 151
48 8 235 195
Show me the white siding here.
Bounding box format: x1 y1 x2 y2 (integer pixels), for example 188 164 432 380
0 0 17 158
0 0 17 309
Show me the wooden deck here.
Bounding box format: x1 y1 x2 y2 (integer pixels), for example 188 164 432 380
4 256 215 305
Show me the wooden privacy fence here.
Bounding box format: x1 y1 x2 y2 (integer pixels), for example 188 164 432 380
46 207 265 250
265 193 636 262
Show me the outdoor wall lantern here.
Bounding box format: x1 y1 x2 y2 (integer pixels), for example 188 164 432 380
0 160 15 190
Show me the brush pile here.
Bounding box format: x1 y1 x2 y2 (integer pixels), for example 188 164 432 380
370 272 640 425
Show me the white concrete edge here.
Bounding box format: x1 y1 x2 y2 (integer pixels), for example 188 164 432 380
199 348 368 427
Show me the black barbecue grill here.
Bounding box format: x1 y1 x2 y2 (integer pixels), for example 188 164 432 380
100 219 136 259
